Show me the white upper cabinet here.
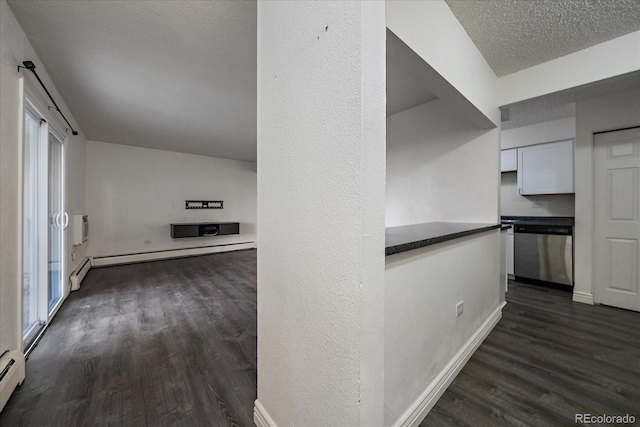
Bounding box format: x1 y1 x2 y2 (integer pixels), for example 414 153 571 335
517 139 574 195
500 148 517 172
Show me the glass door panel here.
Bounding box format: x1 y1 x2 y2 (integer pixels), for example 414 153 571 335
22 105 67 350
23 112 43 340
48 133 64 313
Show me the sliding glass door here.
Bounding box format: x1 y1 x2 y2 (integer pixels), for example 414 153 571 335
22 103 66 351
22 110 43 343
48 132 65 312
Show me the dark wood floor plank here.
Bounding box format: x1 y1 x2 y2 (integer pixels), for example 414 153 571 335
447 372 567 427
458 357 593 423
3 256 638 427
429 386 516 427
496 311 640 368
0 250 257 427
422 281 640 426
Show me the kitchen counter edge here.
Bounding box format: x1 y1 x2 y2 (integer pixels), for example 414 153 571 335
385 222 501 256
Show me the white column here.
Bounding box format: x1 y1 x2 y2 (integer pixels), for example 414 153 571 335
255 1 386 426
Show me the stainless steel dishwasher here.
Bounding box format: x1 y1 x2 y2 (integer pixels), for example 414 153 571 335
514 224 573 287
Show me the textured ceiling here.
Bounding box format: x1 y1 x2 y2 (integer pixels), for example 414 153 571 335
501 71 640 130
445 0 640 77
8 0 257 161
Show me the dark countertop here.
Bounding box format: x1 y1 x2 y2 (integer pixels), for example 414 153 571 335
501 216 574 227
501 224 512 231
386 222 501 256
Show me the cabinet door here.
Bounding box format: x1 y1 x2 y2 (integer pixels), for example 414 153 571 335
517 139 573 195
501 148 517 172
506 233 514 276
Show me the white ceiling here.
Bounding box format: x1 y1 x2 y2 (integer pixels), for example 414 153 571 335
8 1 640 155
8 0 257 161
445 0 640 77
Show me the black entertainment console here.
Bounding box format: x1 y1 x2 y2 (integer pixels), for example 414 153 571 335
171 222 240 238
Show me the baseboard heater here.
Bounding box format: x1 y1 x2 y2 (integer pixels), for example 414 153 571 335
70 257 92 291
91 241 255 267
0 350 22 413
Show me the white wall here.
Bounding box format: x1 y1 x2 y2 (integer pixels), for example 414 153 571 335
501 174 575 217
0 0 86 357
386 0 500 127
574 89 640 302
385 232 501 426
386 99 499 227
66 127 87 274
500 118 576 217
384 6 501 421
256 1 386 425
384 99 502 424
85 140 256 257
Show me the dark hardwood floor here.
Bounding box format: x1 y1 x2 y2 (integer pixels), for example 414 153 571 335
2 252 638 427
423 281 640 427
0 249 257 427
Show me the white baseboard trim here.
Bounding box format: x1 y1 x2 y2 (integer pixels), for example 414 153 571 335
397 303 505 427
254 399 277 427
91 242 255 267
572 291 594 305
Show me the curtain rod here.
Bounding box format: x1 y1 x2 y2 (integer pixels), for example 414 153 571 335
18 60 78 136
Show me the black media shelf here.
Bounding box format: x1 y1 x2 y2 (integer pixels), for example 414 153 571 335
171 222 240 238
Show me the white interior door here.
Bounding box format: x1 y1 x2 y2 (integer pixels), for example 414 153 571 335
593 127 640 311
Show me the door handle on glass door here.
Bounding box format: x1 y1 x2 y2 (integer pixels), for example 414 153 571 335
52 212 60 227
63 212 69 229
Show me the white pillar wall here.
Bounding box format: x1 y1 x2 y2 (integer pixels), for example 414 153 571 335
256 1 386 426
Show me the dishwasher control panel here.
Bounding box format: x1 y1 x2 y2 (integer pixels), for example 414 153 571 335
514 225 571 235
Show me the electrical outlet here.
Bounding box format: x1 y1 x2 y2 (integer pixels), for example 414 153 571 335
456 301 464 317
